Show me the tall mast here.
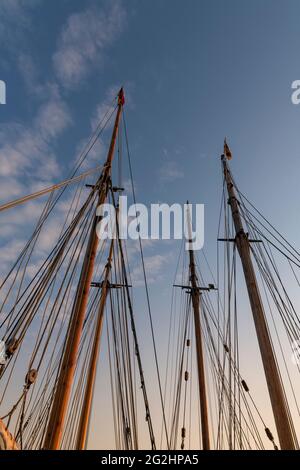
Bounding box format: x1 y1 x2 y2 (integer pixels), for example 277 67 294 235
187 207 210 450
75 239 114 450
44 89 125 450
221 153 296 450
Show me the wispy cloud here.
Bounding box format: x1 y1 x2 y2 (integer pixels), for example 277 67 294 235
18 53 43 95
1 1 127 194
0 187 86 272
130 253 171 286
0 87 71 193
0 1 128 268
34 86 72 141
0 0 40 49
1 0 39 15
158 148 184 183
0 198 48 271
0 178 25 201
73 85 123 170
91 85 120 131
91 82 134 131
159 160 184 183
53 1 126 89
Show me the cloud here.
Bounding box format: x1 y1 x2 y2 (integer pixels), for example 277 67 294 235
159 160 184 183
0 87 71 184
17 53 45 96
130 253 171 286
0 187 85 273
74 83 133 170
73 137 105 171
0 124 57 181
0 239 27 268
0 0 40 49
0 0 38 25
0 2 129 281
123 178 135 196
34 87 72 141
1 4 44 95
91 85 120 131
0 124 42 178
0 177 25 201
1 0 39 14
0 197 47 272
0 198 47 231
53 1 126 89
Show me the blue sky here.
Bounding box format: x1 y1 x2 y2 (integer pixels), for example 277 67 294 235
2 0 300 240
0 4 297 184
1 0 300 449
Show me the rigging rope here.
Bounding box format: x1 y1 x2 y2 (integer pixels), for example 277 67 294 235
123 110 170 449
0 166 104 214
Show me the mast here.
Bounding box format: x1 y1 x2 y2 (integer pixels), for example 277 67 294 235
221 153 296 450
44 89 125 450
187 207 210 450
75 240 114 450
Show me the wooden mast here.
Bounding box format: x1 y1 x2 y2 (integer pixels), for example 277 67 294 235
44 89 124 450
187 206 210 450
75 240 114 450
221 154 296 450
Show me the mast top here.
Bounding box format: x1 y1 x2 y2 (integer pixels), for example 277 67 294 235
222 138 232 160
118 87 125 106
